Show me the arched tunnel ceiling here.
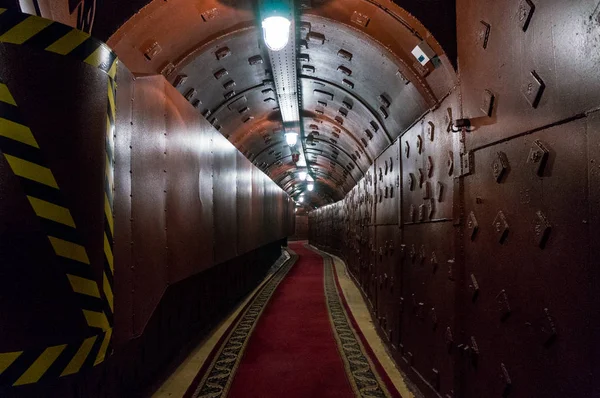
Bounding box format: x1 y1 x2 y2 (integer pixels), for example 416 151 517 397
106 0 457 208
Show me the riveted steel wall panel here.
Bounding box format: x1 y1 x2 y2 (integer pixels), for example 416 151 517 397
114 63 135 345
401 94 460 225
399 222 456 397
252 167 266 248
588 112 600 397
457 0 600 150
236 151 253 254
165 81 214 284
131 76 168 336
213 132 238 264
375 225 401 346
461 120 591 398
375 142 400 225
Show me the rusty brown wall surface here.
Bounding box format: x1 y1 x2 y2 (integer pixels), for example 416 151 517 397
130 76 169 336
0 44 110 349
113 63 135 344
119 73 294 341
309 1 600 393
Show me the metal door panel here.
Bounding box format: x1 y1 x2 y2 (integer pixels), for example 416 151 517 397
461 120 591 398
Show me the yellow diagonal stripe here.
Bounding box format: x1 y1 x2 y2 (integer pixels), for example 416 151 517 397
104 234 114 273
0 16 53 45
0 352 22 375
84 45 108 69
60 336 97 377
0 9 6 16
48 236 90 264
83 310 109 330
107 83 116 120
0 118 39 147
104 193 114 235
27 196 75 227
45 29 89 55
107 60 118 80
94 329 112 366
3 154 58 188
67 274 101 298
0 83 17 106
13 344 67 386
103 272 114 312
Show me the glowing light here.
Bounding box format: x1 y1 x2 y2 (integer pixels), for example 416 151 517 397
298 196 304 203
306 175 314 182
299 171 307 181
262 16 291 51
307 183 314 191
285 132 298 147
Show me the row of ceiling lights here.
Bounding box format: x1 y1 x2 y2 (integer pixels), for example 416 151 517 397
261 0 315 206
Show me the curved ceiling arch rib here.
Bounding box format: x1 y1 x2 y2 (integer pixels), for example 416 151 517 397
107 0 457 208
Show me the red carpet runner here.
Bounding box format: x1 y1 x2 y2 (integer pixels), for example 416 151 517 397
185 243 400 398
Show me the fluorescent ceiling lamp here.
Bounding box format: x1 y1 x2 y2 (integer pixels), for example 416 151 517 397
285 132 298 146
307 183 314 191
262 16 291 51
299 171 307 181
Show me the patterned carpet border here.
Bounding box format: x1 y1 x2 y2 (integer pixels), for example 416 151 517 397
187 250 298 398
314 245 395 398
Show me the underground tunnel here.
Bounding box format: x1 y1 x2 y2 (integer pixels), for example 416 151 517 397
0 0 598 397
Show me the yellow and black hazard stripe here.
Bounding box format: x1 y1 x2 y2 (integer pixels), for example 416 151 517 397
0 80 112 332
103 73 117 317
0 8 117 79
0 328 113 386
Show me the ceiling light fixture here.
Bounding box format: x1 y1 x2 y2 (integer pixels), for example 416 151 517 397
262 16 291 51
285 131 298 147
307 183 314 191
299 171 307 181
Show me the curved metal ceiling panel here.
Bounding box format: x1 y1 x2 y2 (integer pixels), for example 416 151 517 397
107 0 457 208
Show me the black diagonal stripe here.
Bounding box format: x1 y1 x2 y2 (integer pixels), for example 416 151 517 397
39 342 79 381
22 22 72 51
59 257 95 280
81 332 103 370
103 222 113 250
68 37 101 63
39 218 81 246
0 9 29 37
103 260 114 287
104 305 114 326
0 101 24 125
74 292 106 313
18 178 63 206
0 348 44 387
0 136 47 169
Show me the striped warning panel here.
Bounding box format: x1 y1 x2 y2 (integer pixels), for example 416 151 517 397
102 73 117 314
0 80 112 332
0 328 112 386
0 8 117 79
